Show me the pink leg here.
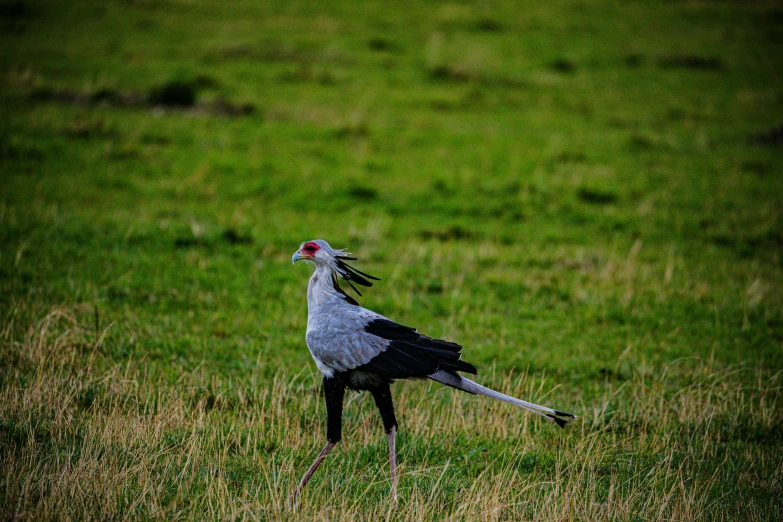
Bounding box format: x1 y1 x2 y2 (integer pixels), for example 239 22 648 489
291 441 336 500
388 426 398 501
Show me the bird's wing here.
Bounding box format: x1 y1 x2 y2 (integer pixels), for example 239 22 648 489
306 306 389 373
354 318 477 379
306 308 476 378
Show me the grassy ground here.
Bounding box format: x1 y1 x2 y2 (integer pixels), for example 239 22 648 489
1 0 782 520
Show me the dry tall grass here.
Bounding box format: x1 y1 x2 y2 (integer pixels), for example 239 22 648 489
1 308 780 521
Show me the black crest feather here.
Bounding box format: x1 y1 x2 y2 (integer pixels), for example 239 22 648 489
334 256 380 298
332 273 359 305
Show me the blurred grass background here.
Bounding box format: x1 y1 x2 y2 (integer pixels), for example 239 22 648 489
1 0 782 519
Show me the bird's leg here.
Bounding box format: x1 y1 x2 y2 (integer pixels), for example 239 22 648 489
291 441 336 499
388 425 397 502
291 376 345 501
370 382 399 501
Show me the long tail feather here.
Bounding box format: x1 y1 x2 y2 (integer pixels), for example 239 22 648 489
428 370 575 428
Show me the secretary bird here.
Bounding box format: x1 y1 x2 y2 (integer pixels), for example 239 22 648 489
291 239 574 500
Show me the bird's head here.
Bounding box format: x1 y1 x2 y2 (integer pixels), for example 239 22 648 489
292 239 331 265
293 239 379 296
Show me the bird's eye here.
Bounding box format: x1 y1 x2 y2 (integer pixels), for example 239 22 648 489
303 243 317 253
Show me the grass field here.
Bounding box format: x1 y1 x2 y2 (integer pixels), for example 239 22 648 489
1 0 782 520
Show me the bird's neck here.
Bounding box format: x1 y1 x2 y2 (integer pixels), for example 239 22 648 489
307 264 346 310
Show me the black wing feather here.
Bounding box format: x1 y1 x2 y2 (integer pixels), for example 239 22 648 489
355 319 477 379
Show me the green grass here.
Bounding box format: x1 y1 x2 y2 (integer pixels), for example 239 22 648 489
1 0 782 519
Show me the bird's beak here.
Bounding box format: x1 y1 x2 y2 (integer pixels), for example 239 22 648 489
292 251 301 264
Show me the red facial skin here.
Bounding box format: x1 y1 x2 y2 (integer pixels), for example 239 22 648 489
301 242 320 257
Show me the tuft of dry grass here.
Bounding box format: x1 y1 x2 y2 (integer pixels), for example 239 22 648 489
1 308 780 521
